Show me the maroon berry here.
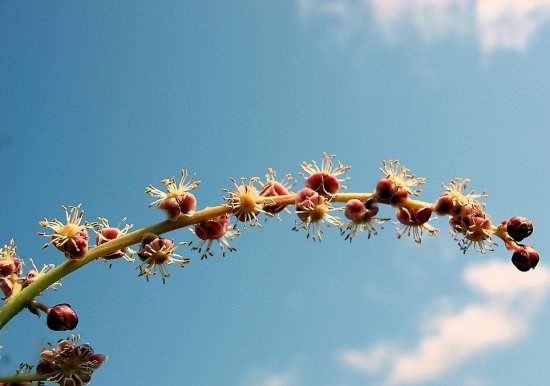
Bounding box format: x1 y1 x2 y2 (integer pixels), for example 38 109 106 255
375 177 398 200
390 187 408 206
506 216 533 242
177 193 197 215
0 258 19 277
195 214 231 241
47 303 78 331
260 179 291 214
60 231 89 259
434 192 454 215
364 198 379 218
344 199 366 222
511 245 539 272
396 207 432 226
305 172 340 195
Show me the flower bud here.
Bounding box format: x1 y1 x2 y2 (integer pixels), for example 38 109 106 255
511 245 539 272
305 172 340 195
434 192 454 216
47 303 79 331
374 177 398 200
506 216 533 242
344 199 366 222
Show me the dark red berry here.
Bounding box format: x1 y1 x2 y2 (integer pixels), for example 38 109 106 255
375 177 398 200
434 192 454 215
47 303 78 331
511 245 539 272
506 216 533 242
344 199 366 222
364 198 379 218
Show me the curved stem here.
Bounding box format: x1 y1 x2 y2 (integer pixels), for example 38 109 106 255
0 372 45 383
0 192 431 329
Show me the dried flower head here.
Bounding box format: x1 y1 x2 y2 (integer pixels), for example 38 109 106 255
94 217 135 262
292 188 342 241
36 336 106 386
146 169 200 221
38 205 92 259
137 234 189 283
300 153 350 196
189 213 239 259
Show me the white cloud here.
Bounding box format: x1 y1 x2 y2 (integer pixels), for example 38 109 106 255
241 362 301 386
297 0 550 52
338 260 550 385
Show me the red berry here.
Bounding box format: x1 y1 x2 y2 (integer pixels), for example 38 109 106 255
47 303 79 331
364 198 379 218
434 192 454 215
390 187 408 206
305 172 340 195
344 199 366 222
506 216 533 242
511 245 539 272
375 177 398 200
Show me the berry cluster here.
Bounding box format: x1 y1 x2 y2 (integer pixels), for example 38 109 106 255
0 154 540 386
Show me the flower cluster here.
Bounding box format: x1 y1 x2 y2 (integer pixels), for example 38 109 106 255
36 336 106 386
341 198 387 241
434 179 494 253
39 205 92 259
0 154 541 386
189 213 239 259
137 233 189 283
145 169 200 221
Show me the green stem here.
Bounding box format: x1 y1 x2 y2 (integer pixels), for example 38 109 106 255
0 372 45 383
0 192 432 330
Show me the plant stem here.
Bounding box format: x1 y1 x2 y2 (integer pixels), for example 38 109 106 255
0 193 432 329
0 372 45 383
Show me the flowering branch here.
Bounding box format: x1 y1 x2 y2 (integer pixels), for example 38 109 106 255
0 155 539 385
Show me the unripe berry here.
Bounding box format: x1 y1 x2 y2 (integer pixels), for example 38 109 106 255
506 216 533 242
511 245 539 272
47 303 78 331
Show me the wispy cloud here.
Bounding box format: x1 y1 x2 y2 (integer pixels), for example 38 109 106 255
241 361 301 386
297 0 550 53
338 260 550 385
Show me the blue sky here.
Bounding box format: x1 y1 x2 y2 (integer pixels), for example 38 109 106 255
1 1 550 386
